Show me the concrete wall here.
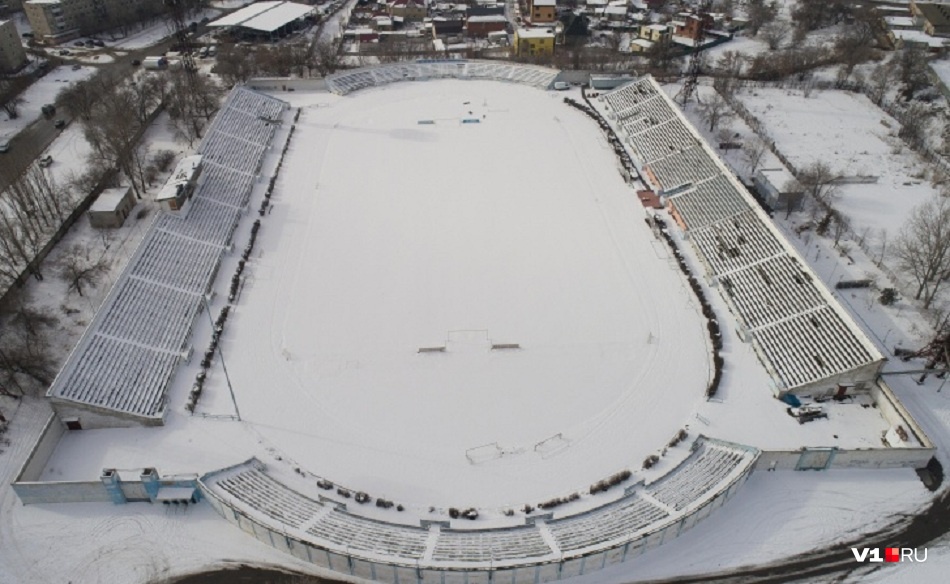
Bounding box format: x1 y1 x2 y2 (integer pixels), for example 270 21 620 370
247 78 329 93
50 400 164 430
754 445 935 472
197 459 755 584
14 413 64 482
13 481 113 505
874 379 934 447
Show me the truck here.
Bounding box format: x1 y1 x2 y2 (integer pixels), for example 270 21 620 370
142 56 168 70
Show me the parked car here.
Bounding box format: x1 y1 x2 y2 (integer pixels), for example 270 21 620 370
74 40 85 47
41 104 56 117
0 141 10 154
39 155 53 168
93 39 104 47
71 64 82 70
54 119 66 129
131 59 141 66
59 49 71 55
22 32 34 38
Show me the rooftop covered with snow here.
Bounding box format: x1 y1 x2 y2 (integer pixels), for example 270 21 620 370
209 0 314 32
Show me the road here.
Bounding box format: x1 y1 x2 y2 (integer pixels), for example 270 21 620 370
0 27 203 191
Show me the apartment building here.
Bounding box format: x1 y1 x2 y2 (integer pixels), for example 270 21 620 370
24 0 167 44
0 18 27 71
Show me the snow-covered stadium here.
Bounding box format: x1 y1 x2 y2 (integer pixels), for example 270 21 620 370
11 61 935 583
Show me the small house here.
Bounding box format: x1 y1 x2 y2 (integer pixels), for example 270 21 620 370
753 167 802 211
466 14 508 37
89 186 136 229
156 155 203 212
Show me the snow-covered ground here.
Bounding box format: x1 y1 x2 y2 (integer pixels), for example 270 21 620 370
932 58 950 90
733 86 941 248
0 65 96 142
4 72 950 584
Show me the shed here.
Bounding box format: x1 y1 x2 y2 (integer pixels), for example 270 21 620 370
89 186 136 229
753 167 802 211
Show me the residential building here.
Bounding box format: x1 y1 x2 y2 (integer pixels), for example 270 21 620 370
466 14 508 37
629 37 653 52
672 12 714 41
24 0 172 44
514 27 554 56
913 2 950 37
529 0 556 24
389 0 426 22
639 22 670 42
0 18 27 72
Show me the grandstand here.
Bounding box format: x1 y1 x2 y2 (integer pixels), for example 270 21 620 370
325 60 560 95
199 437 758 571
598 77 884 397
46 88 289 428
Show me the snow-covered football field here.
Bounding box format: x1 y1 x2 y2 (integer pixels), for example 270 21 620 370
220 80 710 507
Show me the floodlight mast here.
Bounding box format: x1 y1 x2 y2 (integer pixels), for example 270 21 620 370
676 0 713 106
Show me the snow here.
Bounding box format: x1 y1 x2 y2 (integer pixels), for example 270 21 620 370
931 58 950 89
90 187 131 214
734 87 942 248
4 70 950 583
0 65 96 142
214 80 710 508
240 2 315 32
211 1 284 27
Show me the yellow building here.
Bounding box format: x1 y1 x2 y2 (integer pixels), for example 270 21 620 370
529 0 557 24
389 0 426 22
639 23 671 43
514 27 555 57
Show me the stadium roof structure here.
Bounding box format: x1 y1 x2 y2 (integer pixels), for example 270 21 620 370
209 1 315 33
597 77 885 396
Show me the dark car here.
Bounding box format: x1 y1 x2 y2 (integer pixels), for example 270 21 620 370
131 59 141 66
93 39 105 47
54 119 66 129
59 49 71 55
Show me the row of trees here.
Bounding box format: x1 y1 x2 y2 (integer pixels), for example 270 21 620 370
213 41 343 86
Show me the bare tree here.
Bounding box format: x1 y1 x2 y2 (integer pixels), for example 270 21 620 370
867 61 896 105
166 71 224 147
893 194 950 308
742 137 768 176
0 304 58 395
798 161 840 208
59 243 109 298
698 94 733 132
831 211 849 248
760 20 791 51
312 40 343 77
746 0 779 37
898 103 929 150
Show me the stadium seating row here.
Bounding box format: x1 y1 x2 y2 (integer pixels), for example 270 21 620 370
325 60 560 95
47 88 289 419
201 437 758 566
599 77 881 394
